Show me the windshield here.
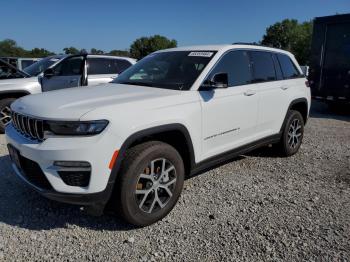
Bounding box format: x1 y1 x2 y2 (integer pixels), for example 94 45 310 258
23 56 63 76
113 51 216 90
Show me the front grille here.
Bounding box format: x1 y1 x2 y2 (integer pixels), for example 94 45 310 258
12 111 44 141
19 155 53 190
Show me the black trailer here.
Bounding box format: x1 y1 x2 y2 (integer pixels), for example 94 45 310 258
309 14 350 106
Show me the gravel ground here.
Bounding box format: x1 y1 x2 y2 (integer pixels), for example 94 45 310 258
0 101 349 261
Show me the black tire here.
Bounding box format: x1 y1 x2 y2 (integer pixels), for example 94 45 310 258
278 110 304 156
115 141 185 226
0 98 15 134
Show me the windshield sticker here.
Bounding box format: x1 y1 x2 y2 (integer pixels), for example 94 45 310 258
188 52 214 57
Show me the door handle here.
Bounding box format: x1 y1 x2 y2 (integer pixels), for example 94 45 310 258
244 90 256 96
280 85 289 90
69 79 78 83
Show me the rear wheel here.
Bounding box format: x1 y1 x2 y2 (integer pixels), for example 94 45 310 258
116 141 184 226
278 110 304 156
0 98 15 133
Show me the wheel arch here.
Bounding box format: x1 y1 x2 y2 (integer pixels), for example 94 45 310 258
0 90 31 101
280 98 309 133
109 123 196 184
103 124 196 209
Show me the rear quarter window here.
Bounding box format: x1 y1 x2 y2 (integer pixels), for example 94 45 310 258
117 59 132 74
277 54 302 79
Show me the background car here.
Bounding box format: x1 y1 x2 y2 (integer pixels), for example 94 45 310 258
0 57 41 70
0 54 136 133
40 54 136 91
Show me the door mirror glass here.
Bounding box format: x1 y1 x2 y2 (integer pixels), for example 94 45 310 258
212 73 228 88
201 72 228 90
43 68 54 78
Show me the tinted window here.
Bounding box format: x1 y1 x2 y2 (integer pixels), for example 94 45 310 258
277 54 301 79
54 56 84 76
272 54 283 80
21 60 36 69
208 50 252 87
23 56 61 76
87 58 119 75
114 51 215 90
250 51 276 82
117 59 132 74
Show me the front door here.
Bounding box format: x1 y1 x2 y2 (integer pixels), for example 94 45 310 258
200 50 259 160
41 55 86 92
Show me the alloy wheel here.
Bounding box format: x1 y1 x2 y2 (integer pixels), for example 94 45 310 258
287 118 302 149
135 158 177 214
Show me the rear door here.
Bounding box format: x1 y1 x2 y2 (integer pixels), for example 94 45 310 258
250 51 288 137
254 52 305 137
41 55 86 92
87 57 132 86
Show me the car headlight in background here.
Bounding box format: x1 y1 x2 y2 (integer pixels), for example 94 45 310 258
44 120 109 137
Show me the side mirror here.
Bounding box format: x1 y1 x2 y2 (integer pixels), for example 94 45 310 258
200 73 228 90
43 68 54 78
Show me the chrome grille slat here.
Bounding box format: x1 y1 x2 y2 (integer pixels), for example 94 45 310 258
11 112 17 129
14 113 18 129
28 118 36 138
11 111 44 142
19 115 25 134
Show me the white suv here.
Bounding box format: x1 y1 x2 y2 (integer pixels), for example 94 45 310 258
5 44 311 226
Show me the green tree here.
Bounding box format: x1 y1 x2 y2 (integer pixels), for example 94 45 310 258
0 39 28 57
261 19 313 65
109 49 130 57
29 48 55 57
90 48 104 54
63 46 80 55
130 35 177 59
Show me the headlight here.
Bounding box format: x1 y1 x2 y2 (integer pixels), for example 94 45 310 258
45 120 109 136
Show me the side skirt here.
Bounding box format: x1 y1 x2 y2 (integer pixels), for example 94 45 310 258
190 133 281 176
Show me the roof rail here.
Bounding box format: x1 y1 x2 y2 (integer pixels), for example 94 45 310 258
232 42 267 47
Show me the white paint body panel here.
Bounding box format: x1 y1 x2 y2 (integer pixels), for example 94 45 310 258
5 45 311 195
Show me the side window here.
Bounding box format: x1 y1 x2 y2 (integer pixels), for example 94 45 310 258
272 54 283 80
21 60 35 69
54 56 84 76
117 59 132 74
250 51 276 83
87 58 119 75
277 54 301 79
208 50 251 87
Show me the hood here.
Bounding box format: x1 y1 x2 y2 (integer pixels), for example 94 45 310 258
0 77 40 94
0 77 38 86
11 83 184 120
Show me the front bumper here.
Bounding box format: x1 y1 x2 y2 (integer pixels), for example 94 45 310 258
5 124 122 205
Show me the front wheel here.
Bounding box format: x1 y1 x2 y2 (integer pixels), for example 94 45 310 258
116 141 185 226
278 110 304 156
0 98 15 133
